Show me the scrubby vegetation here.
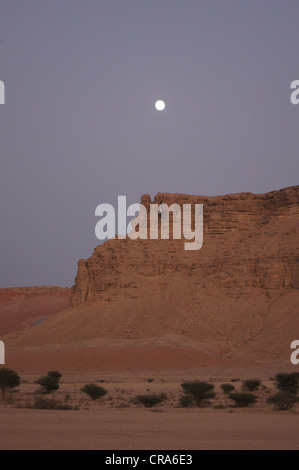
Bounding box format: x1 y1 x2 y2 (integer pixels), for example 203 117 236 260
1 367 298 412
221 384 235 395
24 396 74 410
47 371 62 381
136 393 166 408
229 393 258 408
81 383 108 400
243 380 261 392
181 381 215 407
36 371 62 394
179 394 195 408
267 392 298 411
0 368 20 396
274 373 299 395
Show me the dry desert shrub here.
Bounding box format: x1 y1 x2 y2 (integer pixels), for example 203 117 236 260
221 384 235 395
181 381 215 407
229 392 258 408
136 393 167 408
274 373 299 395
35 371 62 394
242 380 261 392
81 383 107 401
267 392 298 411
0 368 20 397
22 396 75 410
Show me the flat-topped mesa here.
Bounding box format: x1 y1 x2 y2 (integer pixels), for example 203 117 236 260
71 186 299 306
152 186 299 236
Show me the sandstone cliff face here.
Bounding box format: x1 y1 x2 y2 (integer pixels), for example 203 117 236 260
4 186 299 365
72 186 299 307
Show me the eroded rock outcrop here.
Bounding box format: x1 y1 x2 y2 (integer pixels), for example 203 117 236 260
72 186 299 306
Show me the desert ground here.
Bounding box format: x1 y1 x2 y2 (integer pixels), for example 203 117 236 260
1 286 299 450
1 407 299 450
1 365 299 450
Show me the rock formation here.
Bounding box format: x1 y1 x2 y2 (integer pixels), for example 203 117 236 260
4 186 298 367
72 186 299 307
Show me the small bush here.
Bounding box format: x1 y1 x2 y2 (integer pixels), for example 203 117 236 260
274 373 299 395
229 393 257 408
147 379 154 383
0 368 20 396
36 376 59 394
181 381 215 407
221 384 235 395
28 397 74 410
31 397 58 409
81 383 107 400
35 371 62 394
136 393 166 408
243 380 261 391
47 371 62 381
267 392 298 411
179 394 195 408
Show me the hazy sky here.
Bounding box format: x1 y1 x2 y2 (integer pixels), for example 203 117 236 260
0 0 298 287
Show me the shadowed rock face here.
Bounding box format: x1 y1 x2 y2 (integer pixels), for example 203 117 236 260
72 186 299 307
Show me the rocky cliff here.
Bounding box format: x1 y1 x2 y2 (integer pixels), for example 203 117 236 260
72 186 299 307
4 186 299 365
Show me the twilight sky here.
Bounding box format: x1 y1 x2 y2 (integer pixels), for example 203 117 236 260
0 0 298 287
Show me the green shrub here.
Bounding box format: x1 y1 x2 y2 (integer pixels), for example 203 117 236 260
0 368 20 396
181 381 215 407
274 373 299 395
243 380 261 391
36 376 59 394
267 392 298 411
229 393 257 408
47 371 62 381
221 384 235 394
35 371 62 394
136 393 166 408
81 383 107 400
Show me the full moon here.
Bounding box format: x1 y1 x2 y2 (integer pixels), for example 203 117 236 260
155 100 165 111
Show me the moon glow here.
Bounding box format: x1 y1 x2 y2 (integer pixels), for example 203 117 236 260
155 100 165 111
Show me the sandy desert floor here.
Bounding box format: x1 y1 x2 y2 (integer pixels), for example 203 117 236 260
1 407 299 450
1 288 299 450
